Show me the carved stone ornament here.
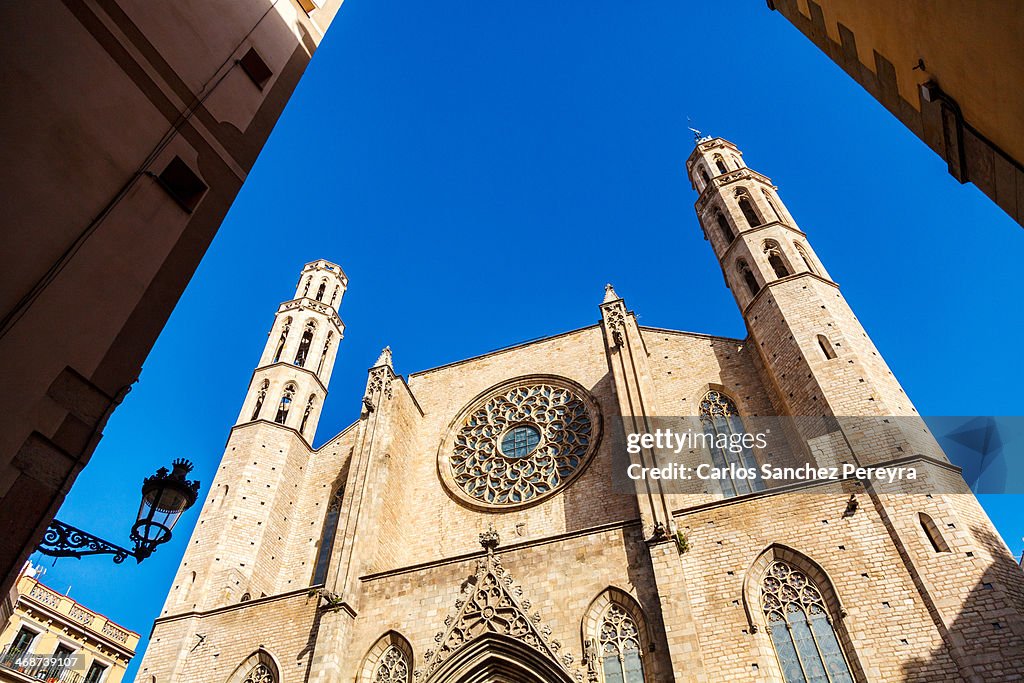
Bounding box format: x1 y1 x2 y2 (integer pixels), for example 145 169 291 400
422 538 570 679
600 300 627 347
365 365 394 401
438 377 602 510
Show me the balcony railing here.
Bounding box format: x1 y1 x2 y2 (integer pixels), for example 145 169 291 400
0 644 83 683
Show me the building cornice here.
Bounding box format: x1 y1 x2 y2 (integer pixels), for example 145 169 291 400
694 167 776 214
277 297 345 333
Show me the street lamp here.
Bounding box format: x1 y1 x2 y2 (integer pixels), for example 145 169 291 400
36 459 200 564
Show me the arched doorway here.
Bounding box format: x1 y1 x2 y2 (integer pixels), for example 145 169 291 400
426 633 573 683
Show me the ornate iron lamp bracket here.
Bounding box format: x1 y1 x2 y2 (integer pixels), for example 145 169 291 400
37 519 137 564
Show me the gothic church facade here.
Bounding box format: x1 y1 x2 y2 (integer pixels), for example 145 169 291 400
134 138 1024 683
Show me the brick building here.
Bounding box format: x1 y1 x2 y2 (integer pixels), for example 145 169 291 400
134 138 1024 682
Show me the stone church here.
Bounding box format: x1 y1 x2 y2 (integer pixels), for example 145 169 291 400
134 138 1024 683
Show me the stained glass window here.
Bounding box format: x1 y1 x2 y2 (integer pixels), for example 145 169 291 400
699 391 764 497
500 425 541 458
242 663 275 683
374 645 409 683
761 560 854 683
599 605 645 683
313 488 343 585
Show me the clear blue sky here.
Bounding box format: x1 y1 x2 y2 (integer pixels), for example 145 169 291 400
33 1 1023 678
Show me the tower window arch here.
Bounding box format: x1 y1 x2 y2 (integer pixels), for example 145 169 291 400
714 153 728 174
329 285 340 307
275 384 296 425
317 331 334 376
763 189 784 223
315 279 327 302
313 487 344 585
736 259 760 298
302 276 312 297
598 604 645 683
763 240 791 279
732 154 741 168
699 167 710 187
372 645 409 683
251 379 269 420
919 513 951 553
795 243 817 274
294 320 316 367
736 190 762 228
699 390 764 497
715 212 735 244
272 317 291 363
761 559 855 683
300 394 316 434
817 335 837 360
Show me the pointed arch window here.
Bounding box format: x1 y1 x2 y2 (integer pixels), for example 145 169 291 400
275 384 295 425
599 604 645 683
817 335 837 360
699 391 764 497
242 664 275 683
272 318 291 363
300 394 316 434
699 167 710 187
302 276 311 297
795 243 817 275
736 259 760 297
314 487 344 585
317 331 334 376
330 285 340 307
761 560 855 683
763 189 784 223
715 212 735 244
763 240 791 278
315 280 327 302
294 320 316 367
738 193 762 228
251 379 269 420
714 154 728 174
373 645 409 683
919 513 951 553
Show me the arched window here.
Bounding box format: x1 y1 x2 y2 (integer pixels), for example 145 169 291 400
300 394 316 434
699 168 710 186
732 154 741 168
919 513 951 553
715 212 735 243
817 335 837 360
275 384 295 425
251 380 269 420
795 243 817 274
763 240 791 278
302 276 311 297
714 154 728 174
736 260 760 297
329 285 340 307
761 560 855 683
240 592 251 602
242 663 275 683
294 320 316 367
373 645 409 683
737 193 761 228
700 390 764 497
599 604 645 683
317 331 334 376
763 190 784 223
314 487 344 585
315 280 327 302
272 317 291 363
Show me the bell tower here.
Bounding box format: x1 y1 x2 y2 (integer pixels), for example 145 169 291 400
686 137 937 458
238 259 347 442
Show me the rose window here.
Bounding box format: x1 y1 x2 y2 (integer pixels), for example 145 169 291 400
440 378 601 508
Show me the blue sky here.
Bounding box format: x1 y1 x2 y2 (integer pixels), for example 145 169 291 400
33 1 1023 678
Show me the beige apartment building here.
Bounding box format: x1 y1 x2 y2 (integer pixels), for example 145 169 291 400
0 564 138 683
767 0 1024 228
132 138 1024 682
0 0 344 599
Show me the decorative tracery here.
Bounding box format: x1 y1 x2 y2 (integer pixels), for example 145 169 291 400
446 381 599 507
599 605 644 682
242 663 275 683
374 645 409 683
761 561 854 683
699 391 763 497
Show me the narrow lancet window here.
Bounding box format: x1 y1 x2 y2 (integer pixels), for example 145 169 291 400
329 285 339 307
817 335 837 360
294 320 316 367
599 605 645 683
796 243 817 274
738 195 761 228
919 513 951 552
315 280 326 302
737 260 760 297
317 331 334 375
251 379 269 420
302 276 311 297
272 317 291 363
762 560 855 683
275 384 295 424
300 394 316 434
764 240 791 278
700 168 710 186
763 190 784 222
714 154 728 174
716 212 735 243
314 487 344 585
